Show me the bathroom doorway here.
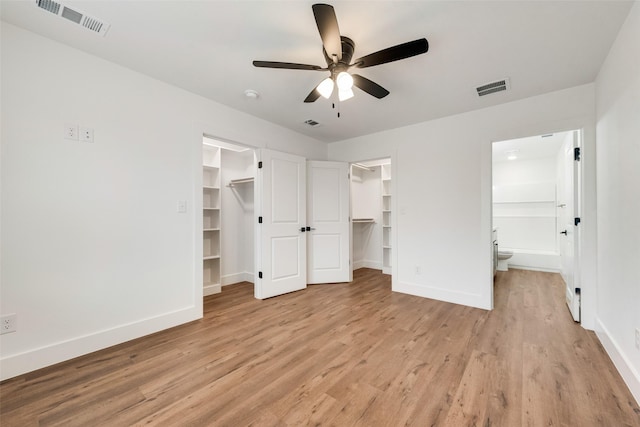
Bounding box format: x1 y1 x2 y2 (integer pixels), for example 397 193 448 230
492 130 582 322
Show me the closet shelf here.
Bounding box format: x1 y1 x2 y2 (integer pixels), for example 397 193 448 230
203 228 220 232
203 165 219 171
227 177 254 187
382 194 391 197
203 255 220 260
203 207 220 211
382 225 391 228
352 218 375 223
203 185 220 190
493 200 554 204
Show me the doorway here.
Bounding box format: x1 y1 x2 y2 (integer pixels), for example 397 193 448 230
202 136 256 297
201 139 352 300
350 158 392 277
492 130 582 321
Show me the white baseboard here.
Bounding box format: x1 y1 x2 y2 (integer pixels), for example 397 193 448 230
595 317 640 405
222 272 254 286
0 305 201 381
393 280 490 310
203 283 221 295
353 260 383 270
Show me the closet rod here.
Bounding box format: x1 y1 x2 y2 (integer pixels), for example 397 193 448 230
227 177 255 187
352 163 375 172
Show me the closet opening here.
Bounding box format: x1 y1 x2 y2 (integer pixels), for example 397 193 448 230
350 158 392 276
202 135 256 297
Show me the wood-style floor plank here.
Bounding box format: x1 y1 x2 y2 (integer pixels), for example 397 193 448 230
1 268 639 426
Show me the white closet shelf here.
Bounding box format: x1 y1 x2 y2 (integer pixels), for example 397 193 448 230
383 210 391 213
382 225 391 228
203 164 219 170
203 228 220 232
203 207 220 210
352 218 375 223
382 194 391 197
382 178 391 182
203 255 220 260
383 245 392 249
227 177 254 187
493 200 554 204
203 185 220 190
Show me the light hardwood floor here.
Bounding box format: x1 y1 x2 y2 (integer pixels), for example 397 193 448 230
1 268 639 426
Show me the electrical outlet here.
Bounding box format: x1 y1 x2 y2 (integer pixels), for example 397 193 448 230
635 329 639 350
1 314 17 335
177 200 187 213
79 127 94 143
64 124 78 141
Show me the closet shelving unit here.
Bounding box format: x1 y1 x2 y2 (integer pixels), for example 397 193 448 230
203 145 222 296
381 164 392 275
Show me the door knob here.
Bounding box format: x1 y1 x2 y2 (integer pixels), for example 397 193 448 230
560 230 568 235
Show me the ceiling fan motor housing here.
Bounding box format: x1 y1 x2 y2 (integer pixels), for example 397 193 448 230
324 36 355 76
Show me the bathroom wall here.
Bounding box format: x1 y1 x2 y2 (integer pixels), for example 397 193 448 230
493 151 560 271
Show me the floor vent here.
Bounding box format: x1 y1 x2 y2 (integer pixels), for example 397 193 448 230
476 78 510 97
35 0 110 36
304 119 321 127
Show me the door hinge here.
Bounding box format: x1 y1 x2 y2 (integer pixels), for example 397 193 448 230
258 161 263 169
575 287 581 295
574 147 581 161
258 271 263 279
258 216 263 224
574 217 581 226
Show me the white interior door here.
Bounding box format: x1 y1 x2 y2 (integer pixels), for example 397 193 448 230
560 131 581 321
307 161 351 284
255 149 307 299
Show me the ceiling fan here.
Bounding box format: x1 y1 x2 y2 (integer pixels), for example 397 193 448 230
253 3 429 103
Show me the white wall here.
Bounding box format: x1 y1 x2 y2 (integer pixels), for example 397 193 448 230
329 84 597 315
351 166 382 270
493 155 560 271
594 2 640 404
0 24 326 380
220 149 255 285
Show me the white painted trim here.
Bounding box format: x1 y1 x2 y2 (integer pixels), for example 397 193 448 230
393 280 490 310
507 265 562 273
353 260 383 270
222 272 254 286
203 283 222 296
595 318 640 405
0 306 200 381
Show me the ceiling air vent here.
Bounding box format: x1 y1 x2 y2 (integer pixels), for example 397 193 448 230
35 0 111 36
476 78 510 97
304 119 321 127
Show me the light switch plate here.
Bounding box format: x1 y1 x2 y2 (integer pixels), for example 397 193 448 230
177 200 187 213
80 127 94 143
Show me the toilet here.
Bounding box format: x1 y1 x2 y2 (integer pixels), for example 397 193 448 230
497 250 513 271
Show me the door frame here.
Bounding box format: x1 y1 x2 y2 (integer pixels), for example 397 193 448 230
490 128 583 321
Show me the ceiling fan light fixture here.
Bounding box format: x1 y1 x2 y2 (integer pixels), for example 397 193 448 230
336 72 353 91
338 88 354 101
317 77 334 99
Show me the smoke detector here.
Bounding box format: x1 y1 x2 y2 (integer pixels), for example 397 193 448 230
476 78 510 97
35 0 111 36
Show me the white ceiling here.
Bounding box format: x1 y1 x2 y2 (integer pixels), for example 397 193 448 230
1 1 633 143
493 132 569 163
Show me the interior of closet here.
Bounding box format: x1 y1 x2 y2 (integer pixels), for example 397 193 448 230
350 158 392 275
202 137 255 297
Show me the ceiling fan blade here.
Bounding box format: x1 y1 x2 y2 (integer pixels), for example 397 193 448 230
304 86 322 103
352 74 390 99
253 61 322 71
354 38 429 68
312 4 342 62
